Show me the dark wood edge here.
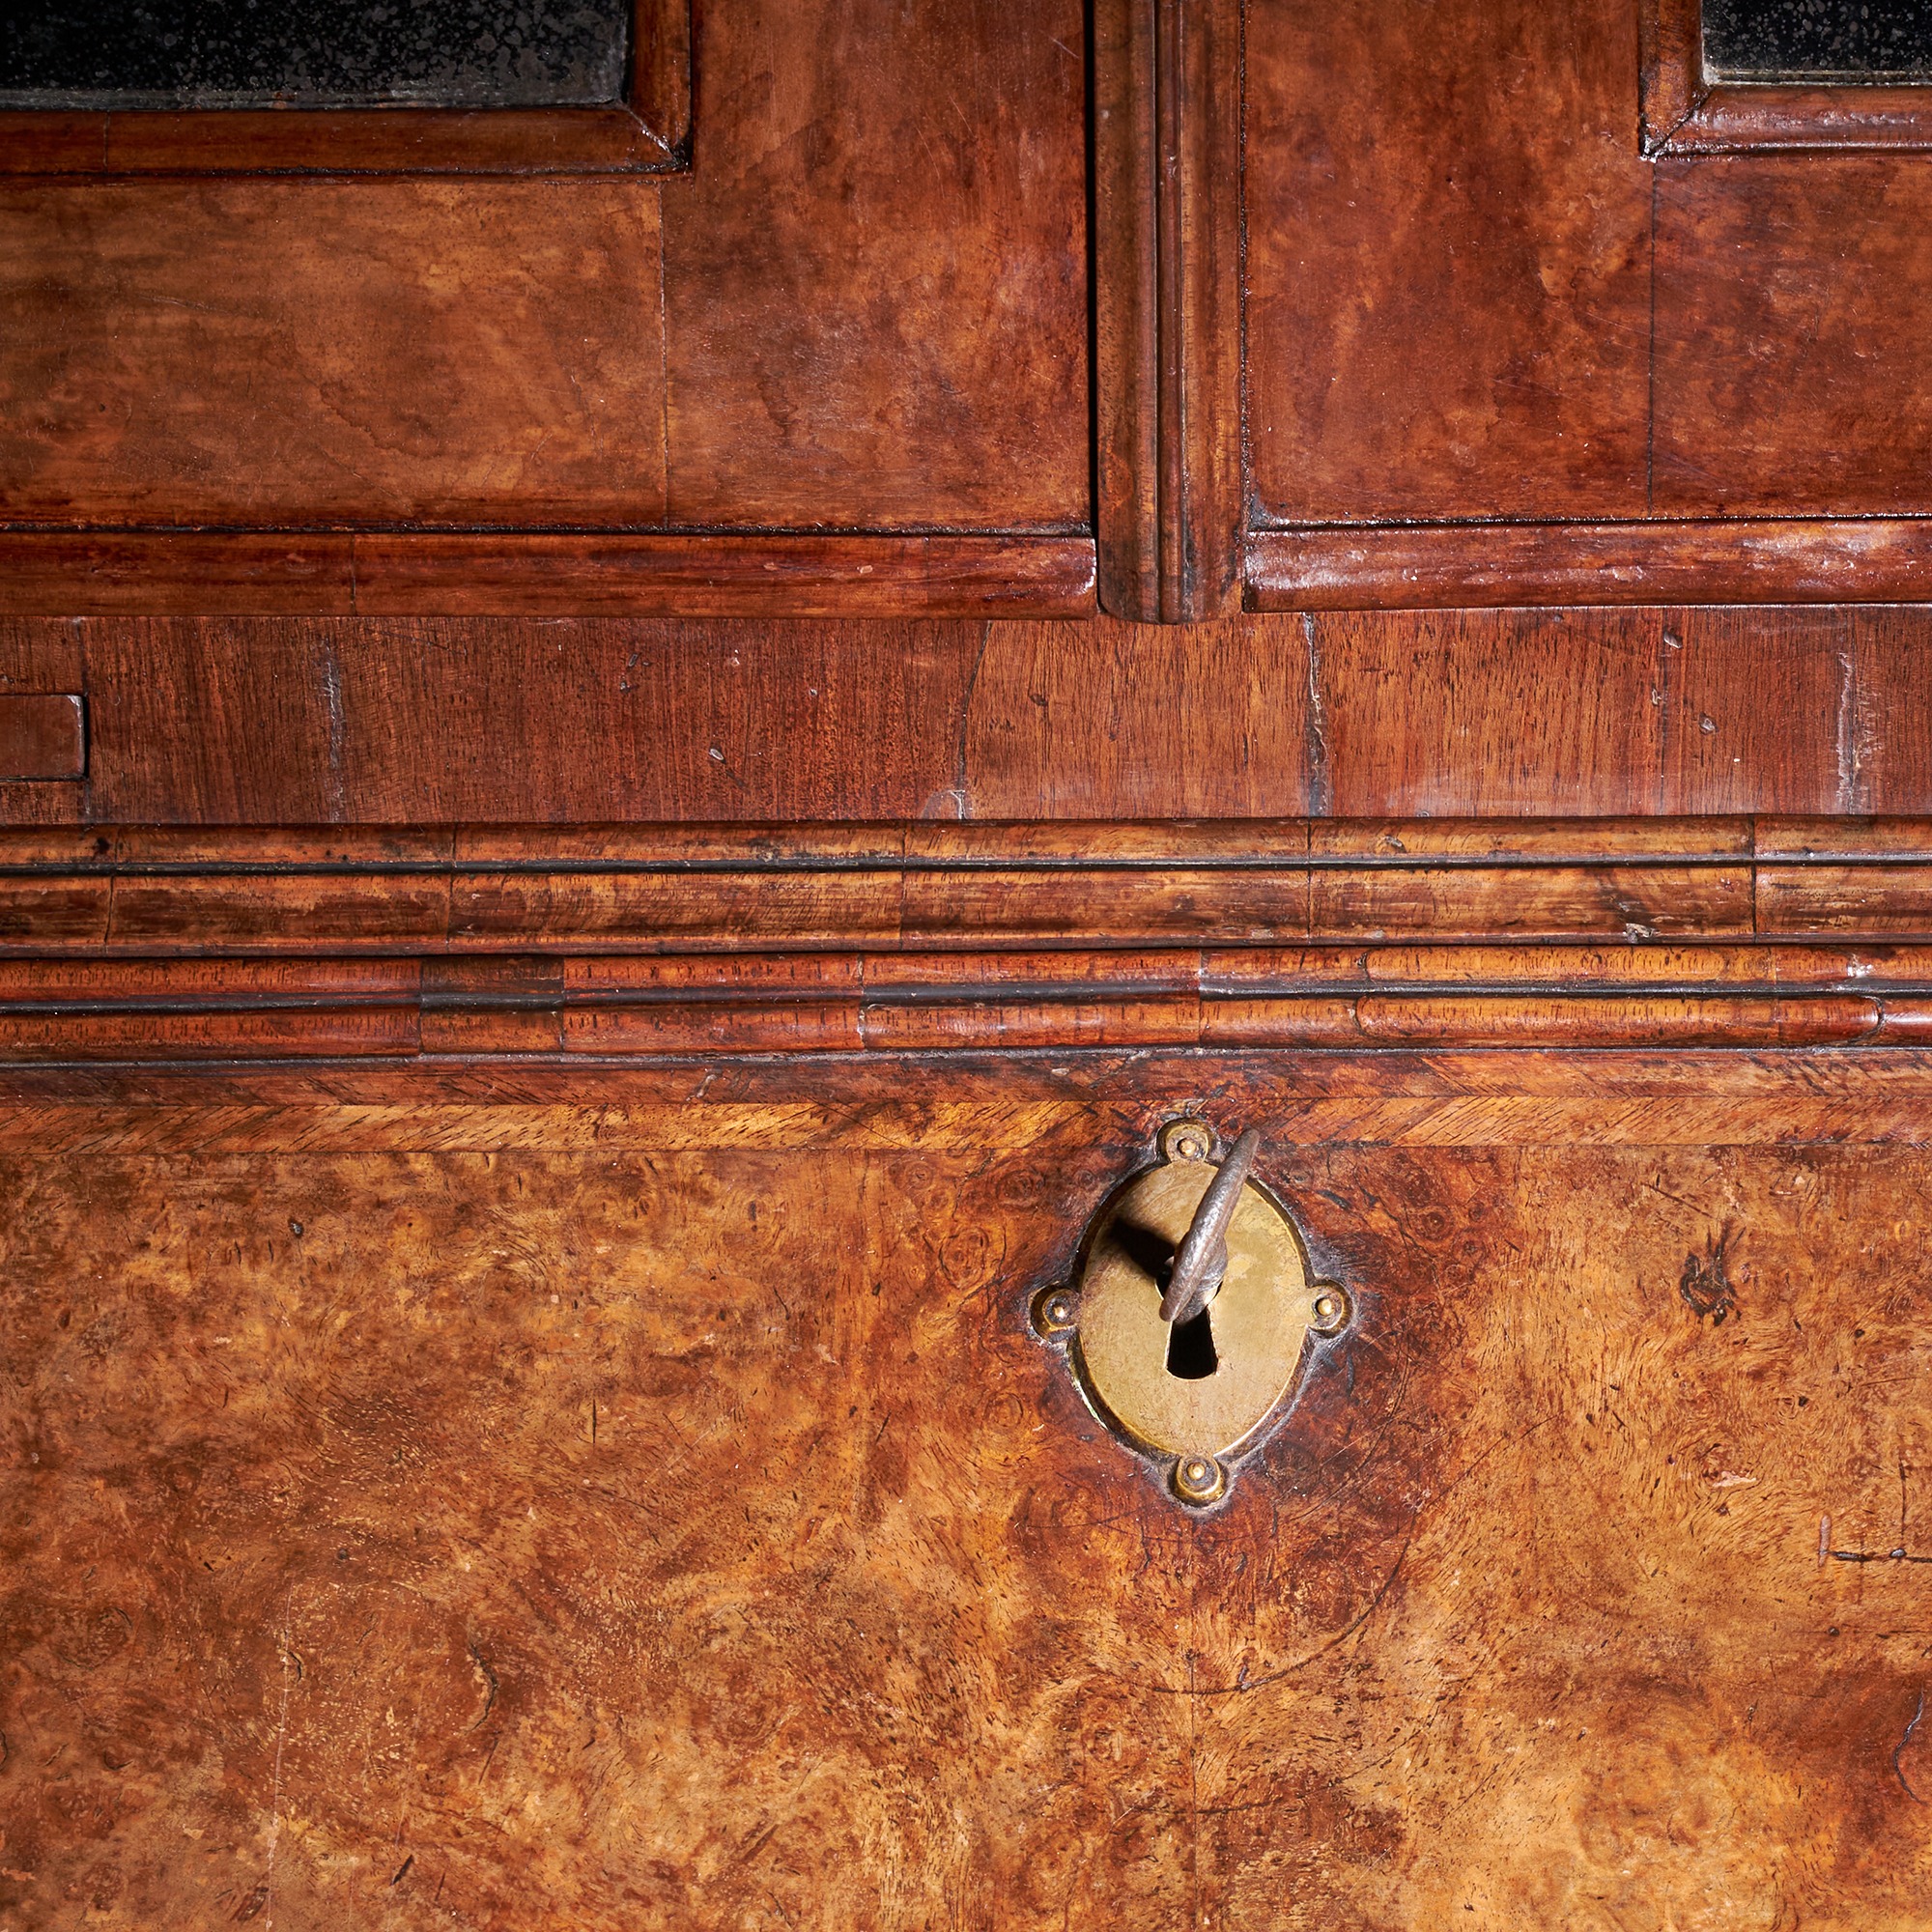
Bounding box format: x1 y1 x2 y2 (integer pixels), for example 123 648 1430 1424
1093 0 1243 623
0 0 687 175
0 532 1097 618
1640 0 1932 154
1245 521 1932 609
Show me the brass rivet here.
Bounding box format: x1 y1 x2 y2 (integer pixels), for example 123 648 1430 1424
1159 1119 1215 1163
1172 1455 1228 1505
1309 1286 1350 1335
1033 1286 1079 1338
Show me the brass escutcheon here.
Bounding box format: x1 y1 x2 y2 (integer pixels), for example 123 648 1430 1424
1036 1118 1350 1506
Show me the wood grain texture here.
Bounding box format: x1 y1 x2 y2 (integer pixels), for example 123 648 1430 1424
21 605 1932 828
0 957 1910 1057
1309 607 1932 818
0 694 83 780
1244 0 1653 524
14 1041 1932 1127
0 182 668 527
1655 157 1932 516
1655 84 1932 153
0 621 85 823
962 615 1312 817
0 811 1839 960
658 0 1087 530
0 537 359 618
0 105 680 180
0 4 1088 544
2 1097 1930 1923
348 535 1095 618
79 619 989 825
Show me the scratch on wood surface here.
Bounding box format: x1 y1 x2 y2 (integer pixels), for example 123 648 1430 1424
320 639 347 823
1834 644 1858 814
1302 612 1332 817
1894 1690 1926 1804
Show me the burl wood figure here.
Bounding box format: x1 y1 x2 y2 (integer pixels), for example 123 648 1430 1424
4 0 1932 1927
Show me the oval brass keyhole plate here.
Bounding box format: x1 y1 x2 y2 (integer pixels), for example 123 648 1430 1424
1034 1119 1350 1506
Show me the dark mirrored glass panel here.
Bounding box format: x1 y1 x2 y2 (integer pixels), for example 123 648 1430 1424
0 0 631 109
1705 0 1932 81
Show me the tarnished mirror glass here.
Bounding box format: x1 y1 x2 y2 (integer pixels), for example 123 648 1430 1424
1705 0 1932 81
0 0 632 109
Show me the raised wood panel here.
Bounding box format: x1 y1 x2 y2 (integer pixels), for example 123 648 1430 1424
658 0 1087 530
1244 0 1653 525
1655 156 1932 516
3 1094 1930 1922
0 1 1088 544
1247 0 1932 600
0 182 669 526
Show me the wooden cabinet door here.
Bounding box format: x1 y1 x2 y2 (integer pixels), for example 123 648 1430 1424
2 5 1931 1928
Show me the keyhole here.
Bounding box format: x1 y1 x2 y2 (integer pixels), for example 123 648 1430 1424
1165 1304 1218 1379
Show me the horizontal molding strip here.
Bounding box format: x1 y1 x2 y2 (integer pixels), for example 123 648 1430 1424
0 816 1924 1057
1246 520 1932 610
0 532 1096 619
0 952 1918 1058
0 817 1925 957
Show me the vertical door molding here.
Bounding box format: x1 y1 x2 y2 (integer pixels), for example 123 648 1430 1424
1094 0 1244 623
